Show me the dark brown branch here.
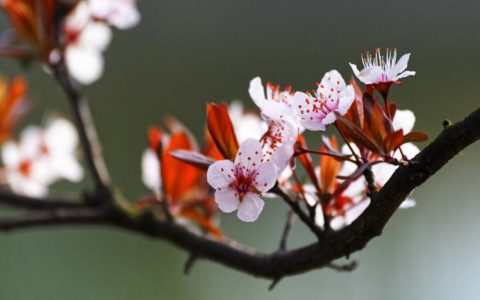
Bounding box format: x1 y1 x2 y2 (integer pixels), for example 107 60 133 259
0 189 83 209
50 61 111 196
0 207 106 231
0 107 478 280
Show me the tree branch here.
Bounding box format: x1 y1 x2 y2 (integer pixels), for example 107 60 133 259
0 107 477 280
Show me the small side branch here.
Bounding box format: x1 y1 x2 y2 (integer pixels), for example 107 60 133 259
278 210 296 251
51 61 111 196
272 185 323 239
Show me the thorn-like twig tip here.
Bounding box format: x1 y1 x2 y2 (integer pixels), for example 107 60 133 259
183 253 198 275
268 277 283 291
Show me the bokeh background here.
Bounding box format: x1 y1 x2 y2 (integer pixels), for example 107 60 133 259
0 0 480 299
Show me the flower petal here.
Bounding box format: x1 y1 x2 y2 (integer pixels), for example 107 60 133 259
207 160 235 189
234 139 262 171
237 193 264 222
141 149 161 192
254 161 277 192
392 109 415 133
248 77 266 108
215 189 240 213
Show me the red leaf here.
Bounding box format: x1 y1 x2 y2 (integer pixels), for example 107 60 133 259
384 130 405 153
207 103 239 160
161 120 202 203
319 136 341 195
336 116 379 153
403 131 429 143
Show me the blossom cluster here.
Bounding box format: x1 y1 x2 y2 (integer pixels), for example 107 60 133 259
0 0 427 239
140 48 427 235
0 0 140 84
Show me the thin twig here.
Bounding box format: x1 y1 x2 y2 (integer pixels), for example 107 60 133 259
272 185 323 239
278 210 296 251
50 60 111 197
183 253 198 275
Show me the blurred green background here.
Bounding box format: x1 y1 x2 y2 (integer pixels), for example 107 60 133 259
0 0 479 299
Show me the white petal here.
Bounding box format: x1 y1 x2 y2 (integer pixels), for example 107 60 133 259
234 139 262 171
45 118 79 153
78 22 112 51
254 161 277 192
395 143 420 160
207 160 235 189
345 199 370 224
322 112 337 125
215 189 240 213
389 53 411 78
65 45 104 85
248 77 266 108
400 198 416 209
52 157 84 182
270 142 294 173
141 149 161 192
349 63 362 77
392 109 415 133
337 85 355 115
237 193 264 222
372 162 397 186
1 142 20 167
395 71 416 80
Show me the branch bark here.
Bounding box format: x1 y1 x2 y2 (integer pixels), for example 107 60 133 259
0 106 478 279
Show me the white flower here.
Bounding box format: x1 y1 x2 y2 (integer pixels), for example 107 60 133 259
88 0 140 29
292 70 354 131
349 48 416 85
249 77 294 116
207 139 277 222
64 2 112 84
228 101 267 143
1 118 83 197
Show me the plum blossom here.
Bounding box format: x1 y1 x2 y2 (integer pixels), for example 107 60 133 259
88 0 140 29
249 77 294 118
292 70 354 131
1 118 83 197
207 139 277 222
64 2 112 85
63 0 140 84
349 48 416 85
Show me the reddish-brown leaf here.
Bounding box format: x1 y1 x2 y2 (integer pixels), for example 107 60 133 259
403 131 429 144
207 103 239 160
161 120 202 203
319 136 341 195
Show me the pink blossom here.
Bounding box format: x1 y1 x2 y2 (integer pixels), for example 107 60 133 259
292 70 354 131
207 139 277 222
